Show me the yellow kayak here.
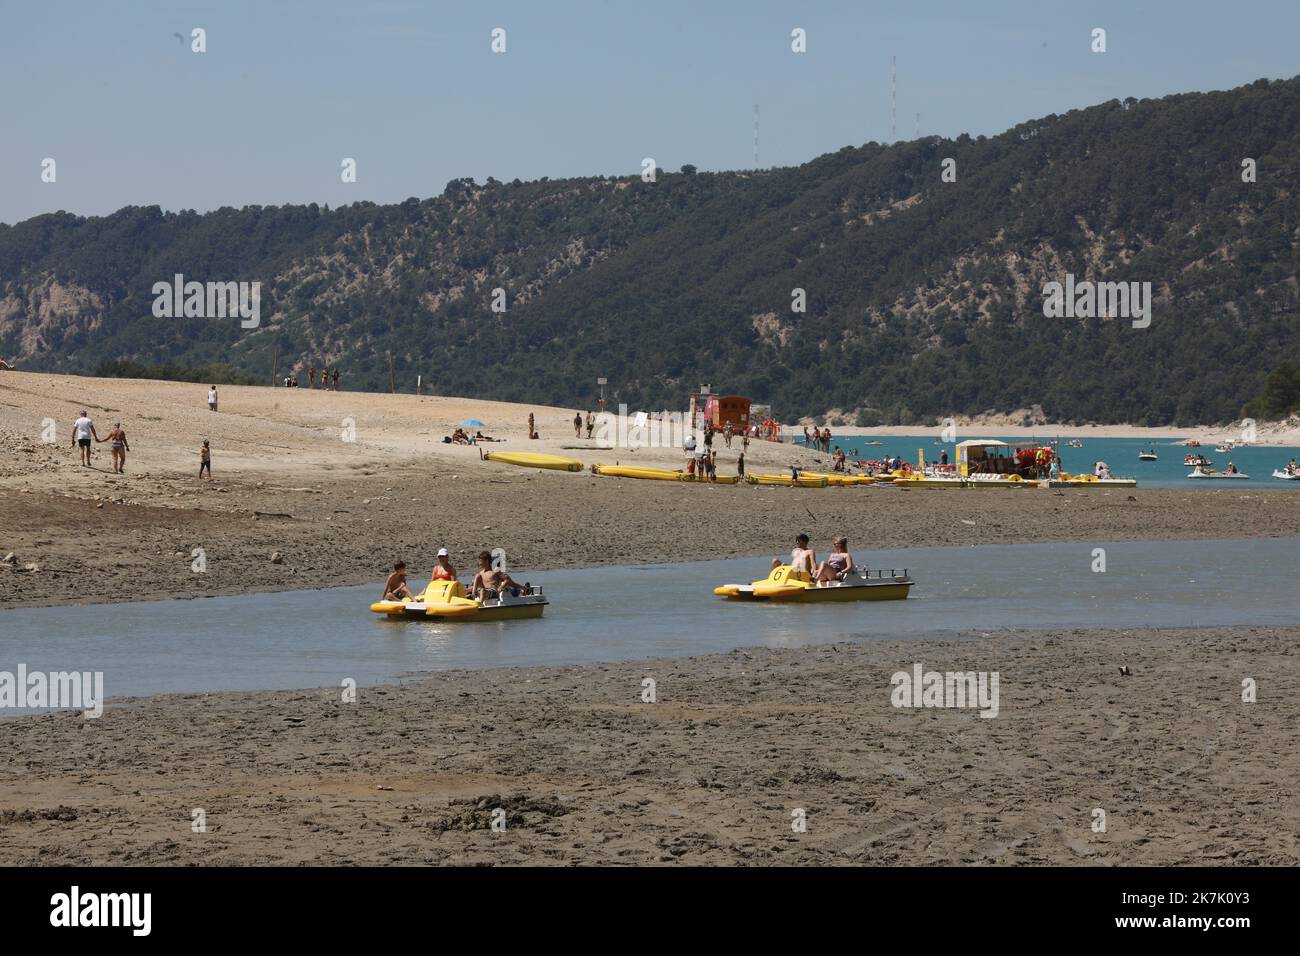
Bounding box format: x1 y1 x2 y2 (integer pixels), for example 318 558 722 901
744 473 830 488
593 464 741 484
370 579 547 621
714 564 913 602
482 451 583 472
801 472 876 486
592 464 681 481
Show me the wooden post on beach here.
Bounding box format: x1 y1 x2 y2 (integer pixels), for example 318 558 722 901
271 348 278 387
387 352 396 393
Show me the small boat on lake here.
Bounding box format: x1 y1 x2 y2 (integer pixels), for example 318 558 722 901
1139 450 1158 461
1272 469 1300 481
1188 466 1249 480
714 564 913 602
370 579 547 621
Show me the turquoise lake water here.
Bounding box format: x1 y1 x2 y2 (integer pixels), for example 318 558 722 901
2 538 1296 712
799 434 1300 489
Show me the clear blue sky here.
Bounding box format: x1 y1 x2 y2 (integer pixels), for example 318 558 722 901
1 0 1296 224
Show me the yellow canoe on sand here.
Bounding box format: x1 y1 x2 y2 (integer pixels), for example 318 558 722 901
592 464 681 481
801 472 876 486
593 464 740 484
744 473 830 488
482 450 583 472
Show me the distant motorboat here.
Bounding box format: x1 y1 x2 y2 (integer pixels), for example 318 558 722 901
1183 454 1212 467
1215 442 1234 453
1272 469 1300 481
1066 439 1083 448
1138 450 1158 461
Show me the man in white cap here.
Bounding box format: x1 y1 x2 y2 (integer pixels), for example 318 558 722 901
431 548 457 582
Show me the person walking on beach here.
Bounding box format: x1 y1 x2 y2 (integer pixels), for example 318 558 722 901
586 411 594 439
309 366 316 388
105 422 130 474
333 367 340 391
527 412 536 440
207 385 218 412
737 452 745 481
199 440 212 479
71 410 101 466
574 412 583 437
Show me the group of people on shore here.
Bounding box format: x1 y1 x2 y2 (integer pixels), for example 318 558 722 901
71 407 213 479
803 426 834 453
685 423 748 480
573 411 596 439
71 411 131 474
382 550 528 603
282 366 342 389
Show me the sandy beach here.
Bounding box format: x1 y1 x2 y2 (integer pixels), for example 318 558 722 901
3 373 1297 867
3 371 1299 611
2 626 1296 866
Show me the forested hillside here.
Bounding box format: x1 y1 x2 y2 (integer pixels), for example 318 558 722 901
2 77 1298 425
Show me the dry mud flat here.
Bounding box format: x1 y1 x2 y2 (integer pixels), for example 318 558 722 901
2 627 1296 866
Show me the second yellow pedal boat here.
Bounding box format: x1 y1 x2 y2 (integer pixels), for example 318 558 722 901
714 564 913 602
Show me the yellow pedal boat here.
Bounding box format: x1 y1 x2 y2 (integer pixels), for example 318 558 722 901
713 564 913 602
370 579 547 621
482 450 583 472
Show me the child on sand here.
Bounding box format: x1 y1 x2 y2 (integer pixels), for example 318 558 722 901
199 440 212 479
574 412 582 437
208 385 218 412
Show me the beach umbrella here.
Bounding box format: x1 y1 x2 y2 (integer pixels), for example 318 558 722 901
463 419 485 427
